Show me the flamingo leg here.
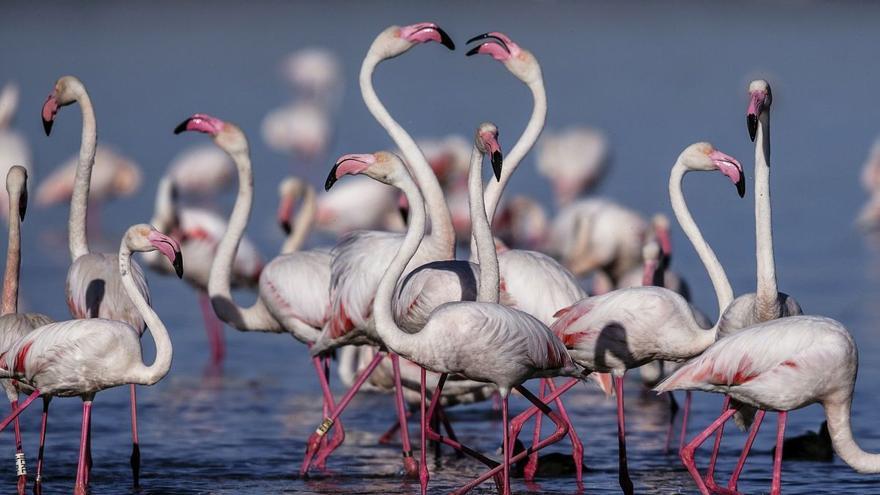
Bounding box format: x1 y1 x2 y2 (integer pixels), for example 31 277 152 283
770 411 787 495
436 406 462 459
130 384 140 487
726 409 765 494
704 396 732 492
198 292 225 366
74 401 92 495
614 376 635 495
0 390 40 433
678 391 692 453
34 397 50 495
501 394 511 495
300 350 384 476
680 406 739 495
11 400 26 495
452 384 569 495
509 377 578 441
312 355 345 470
419 367 428 495
523 379 546 480
390 354 419 478
548 377 584 485
84 404 92 487
664 392 680 454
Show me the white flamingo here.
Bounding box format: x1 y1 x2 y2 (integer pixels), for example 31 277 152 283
314 176 404 236
261 100 333 163
41 75 152 486
327 147 585 495
303 23 457 477
0 167 53 495
0 224 181 495
537 125 609 206
547 142 746 494
0 83 33 221
165 144 235 198
280 47 344 107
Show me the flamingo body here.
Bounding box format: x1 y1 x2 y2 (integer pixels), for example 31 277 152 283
259 249 331 344
66 253 149 333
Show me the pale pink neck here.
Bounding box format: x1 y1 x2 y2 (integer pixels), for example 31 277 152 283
67 81 96 262
1 190 21 315
754 110 779 321
468 144 499 304
281 185 316 255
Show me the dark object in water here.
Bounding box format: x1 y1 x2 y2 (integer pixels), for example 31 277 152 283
772 421 833 462
511 439 587 477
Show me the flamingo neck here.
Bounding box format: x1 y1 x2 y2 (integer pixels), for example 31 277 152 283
360 52 454 259
373 171 425 358
468 146 499 304
669 161 733 322
207 146 281 333
281 185 316 255
1 191 21 315
825 397 880 473
482 77 547 230
151 176 176 232
68 84 96 262
754 111 779 321
119 242 171 385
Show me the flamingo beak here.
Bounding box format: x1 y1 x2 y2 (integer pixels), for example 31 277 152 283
325 154 374 191
400 23 455 50
149 230 184 278
41 94 58 136
398 194 409 223
746 90 767 142
710 150 746 198
479 130 503 181
18 188 27 222
466 32 515 61
174 113 225 136
277 195 294 235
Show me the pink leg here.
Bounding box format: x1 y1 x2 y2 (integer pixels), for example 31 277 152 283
436 406 462 458
705 396 732 492
300 350 384 476
11 400 26 495
501 394 511 495
547 377 584 484
130 384 140 487
378 415 403 444
84 403 92 487
419 367 429 495
664 392 680 454
34 397 50 495
614 376 635 495
679 391 692 453
312 355 345 470
727 409 765 493
0 390 39 433
199 293 225 365
509 378 578 442
523 379 546 480
74 401 92 495
452 385 569 495
680 407 739 495
390 354 419 478
770 412 787 495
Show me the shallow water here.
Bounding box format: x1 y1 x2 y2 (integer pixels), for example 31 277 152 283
3 1 880 494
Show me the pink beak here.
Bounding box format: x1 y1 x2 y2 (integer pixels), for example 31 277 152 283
41 94 59 136
174 113 225 136
148 230 184 278
466 32 519 61
325 153 375 191
709 150 746 198
277 195 294 235
399 23 455 50
479 130 504 180
654 225 672 261
747 90 767 142
641 258 659 287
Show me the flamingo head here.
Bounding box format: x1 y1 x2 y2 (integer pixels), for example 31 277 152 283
747 79 772 142
42 75 85 136
175 113 248 155
641 240 661 286
373 23 455 59
466 32 541 84
127 224 184 278
5 166 28 222
680 143 746 197
325 151 405 191
651 213 672 261
277 176 307 235
475 122 503 181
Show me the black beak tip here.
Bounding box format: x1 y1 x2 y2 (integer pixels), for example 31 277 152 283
465 46 481 57
173 255 184 278
173 119 190 135
280 221 292 235
436 28 455 50
736 176 746 198
325 163 340 191
398 206 409 224
466 33 489 45
42 118 53 136
747 114 758 142
491 151 503 181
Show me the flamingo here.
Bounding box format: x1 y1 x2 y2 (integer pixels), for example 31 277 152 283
165 144 235 199
175 113 346 469
546 142 745 494
0 224 182 495
0 166 53 495
536 126 609 206
492 194 549 251
655 316 880 494
314 176 404 236
146 174 264 366
35 144 141 235
0 83 33 221
699 79 804 493
303 22 456 477
41 75 151 487
261 100 333 163
280 47 344 107
326 146 585 495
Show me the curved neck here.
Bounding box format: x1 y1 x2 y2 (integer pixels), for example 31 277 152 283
68 85 97 262
483 78 547 225
151 177 175 232
207 146 281 332
669 161 734 319
754 111 779 321
468 147 499 304
359 53 454 258
281 185 316 255
119 243 171 385
1 192 21 315
825 396 880 473
373 172 425 356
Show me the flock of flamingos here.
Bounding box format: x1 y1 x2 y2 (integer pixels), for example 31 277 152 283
0 21 880 495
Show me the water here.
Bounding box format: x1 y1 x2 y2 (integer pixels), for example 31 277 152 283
2 1 880 493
